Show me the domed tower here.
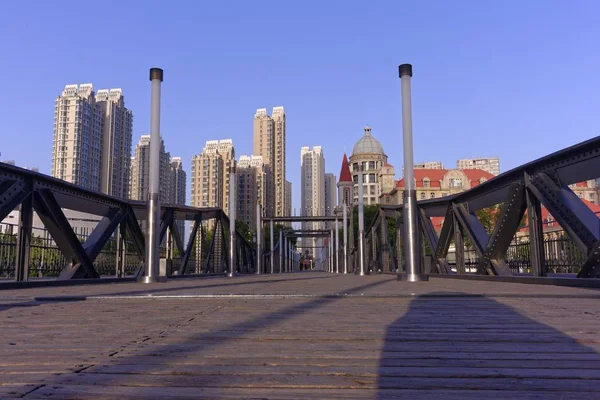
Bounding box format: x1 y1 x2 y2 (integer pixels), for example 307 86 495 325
349 126 388 205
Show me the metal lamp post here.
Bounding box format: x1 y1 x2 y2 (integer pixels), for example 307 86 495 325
398 63 428 282
256 203 261 275
357 165 365 276
140 68 166 284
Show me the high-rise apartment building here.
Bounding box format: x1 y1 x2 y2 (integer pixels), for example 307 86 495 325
96 89 133 198
170 157 186 206
191 139 235 213
51 84 132 197
170 157 187 240
252 107 287 218
414 161 444 169
52 84 103 191
272 107 286 217
236 155 266 231
129 135 172 203
301 146 325 261
457 157 500 176
217 140 236 216
285 180 292 217
324 173 337 217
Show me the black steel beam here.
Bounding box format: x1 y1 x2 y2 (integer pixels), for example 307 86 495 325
159 208 174 245
180 217 201 275
0 178 31 222
525 179 547 277
453 203 489 258
82 207 127 262
435 206 454 260
478 183 525 276
528 172 599 254
203 222 218 274
15 192 33 281
33 190 99 279
579 240 600 278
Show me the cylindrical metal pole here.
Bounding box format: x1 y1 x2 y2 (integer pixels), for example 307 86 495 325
289 242 292 272
399 63 427 282
140 67 166 283
335 216 340 273
256 203 261 275
270 220 274 274
357 165 365 276
228 165 236 277
343 204 348 274
330 228 334 273
279 230 283 273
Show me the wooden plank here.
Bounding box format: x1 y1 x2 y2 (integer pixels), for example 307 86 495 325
1 274 600 398
20 385 596 400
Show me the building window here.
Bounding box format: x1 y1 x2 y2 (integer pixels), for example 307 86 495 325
369 161 375 170
449 178 462 188
423 178 430 188
420 192 425 199
430 192 436 198
353 163 359 171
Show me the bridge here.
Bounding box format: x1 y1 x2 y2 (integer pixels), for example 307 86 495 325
1 66 600 398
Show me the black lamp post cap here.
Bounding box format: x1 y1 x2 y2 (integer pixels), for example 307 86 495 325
399 64 412 78
150 68 164 82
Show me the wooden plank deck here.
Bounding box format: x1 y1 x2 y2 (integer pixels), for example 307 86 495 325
1 273 600 399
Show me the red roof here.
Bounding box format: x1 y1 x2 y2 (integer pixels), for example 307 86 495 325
520 198 600 232
462 169 495 188
396 168 494 189
339 153 352 183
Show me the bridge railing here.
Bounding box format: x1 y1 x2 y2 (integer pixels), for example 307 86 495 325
0 162 256 282
359 135 600 279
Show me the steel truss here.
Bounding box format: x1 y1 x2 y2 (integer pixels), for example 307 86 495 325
0 163 256 281
360 135 600 278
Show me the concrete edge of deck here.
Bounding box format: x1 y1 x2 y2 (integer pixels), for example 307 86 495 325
432 273 600 288
0 272 228 290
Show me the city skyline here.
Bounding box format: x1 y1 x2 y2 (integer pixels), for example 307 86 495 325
4 2 598 216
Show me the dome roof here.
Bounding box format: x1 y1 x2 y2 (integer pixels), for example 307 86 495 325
352 126 385 156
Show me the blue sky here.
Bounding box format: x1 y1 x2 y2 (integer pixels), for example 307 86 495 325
1 0 599 213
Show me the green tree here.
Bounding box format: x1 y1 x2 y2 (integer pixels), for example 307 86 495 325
352 205 380 246
235 219 254 244
263 223 297 252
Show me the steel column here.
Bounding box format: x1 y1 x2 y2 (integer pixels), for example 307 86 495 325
256 203 262 274
15 192 33 281
115 220 127 277
140 67 165 284
526 187 546 277
398 63 427 282
330 228 334 273
357 165 365 276
343 204 348 274
279 230 283 273
453 210 465 275
270 219 274 274
335 216 340 273
228 166 236 278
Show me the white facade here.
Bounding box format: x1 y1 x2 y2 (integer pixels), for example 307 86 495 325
52 84 102 191
129 135 172 203
324 172 337 220
349 126 389 206
300 146 325 262
414 161 444 169
457 157 500 176
237 155 266 231
52 84 132 198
